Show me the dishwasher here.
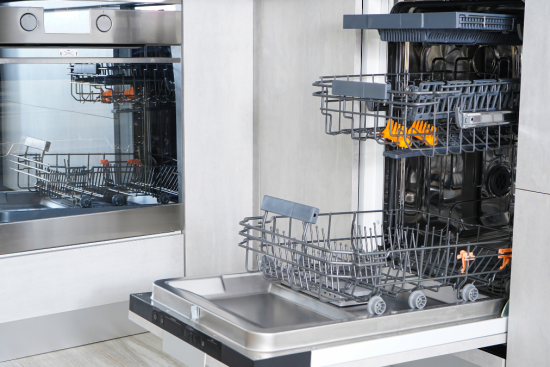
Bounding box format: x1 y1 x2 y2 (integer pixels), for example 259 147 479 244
130 1 522 366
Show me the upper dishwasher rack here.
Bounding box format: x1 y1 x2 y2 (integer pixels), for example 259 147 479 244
313 73 520 158
344 12 522 45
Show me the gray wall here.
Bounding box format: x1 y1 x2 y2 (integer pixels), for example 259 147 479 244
507 0 550 365
182 0 254 277
256 0 355 213
182 0 355 277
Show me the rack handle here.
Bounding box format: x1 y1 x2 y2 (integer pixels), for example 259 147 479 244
331 80 390 100
261 196 319 224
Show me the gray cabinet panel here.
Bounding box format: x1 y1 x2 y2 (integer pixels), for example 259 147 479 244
257 0 355 213
515 0 550 194
507 189 550 366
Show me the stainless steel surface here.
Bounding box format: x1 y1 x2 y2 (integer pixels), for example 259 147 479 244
0 231 181 259
0 7 181 45
20 13 37 32
0 202 183 256
0 191 65 210
96 15 112 33
456 110 516 129
0 301 144 363
0 57 180 64
151 272 506 357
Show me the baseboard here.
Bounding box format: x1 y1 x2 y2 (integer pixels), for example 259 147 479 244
0 300 145 362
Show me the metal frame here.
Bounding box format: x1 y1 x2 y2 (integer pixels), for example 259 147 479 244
0 7 181 46
313 72 520 158
239 204 512 310
0 21 184 256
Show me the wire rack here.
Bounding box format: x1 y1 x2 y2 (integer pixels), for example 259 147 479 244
239 197 512 314
69 63 176 105
12 150 178 207
312 72 520 158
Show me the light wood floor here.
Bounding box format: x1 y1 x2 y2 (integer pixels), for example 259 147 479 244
0 333 188 367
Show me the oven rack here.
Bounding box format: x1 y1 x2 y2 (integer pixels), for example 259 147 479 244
69 63 176 105
11 144 177 208
239 196 512 314
313 72 520 158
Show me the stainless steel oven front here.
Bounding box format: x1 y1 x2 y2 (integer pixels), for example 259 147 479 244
0 1 183 255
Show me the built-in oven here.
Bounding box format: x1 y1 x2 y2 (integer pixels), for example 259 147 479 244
0 1 183 255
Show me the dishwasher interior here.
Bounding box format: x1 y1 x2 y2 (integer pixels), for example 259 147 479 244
131 0 523 365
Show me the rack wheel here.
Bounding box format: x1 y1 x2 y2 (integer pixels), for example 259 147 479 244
111 194 125 206
367 296 386 316
461 284 479 302
408 290 427 310
80 196 92 208
157 193 171 204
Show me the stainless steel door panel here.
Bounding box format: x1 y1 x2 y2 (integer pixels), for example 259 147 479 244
0 7 181 45
151 273 506 355
0 203 183 255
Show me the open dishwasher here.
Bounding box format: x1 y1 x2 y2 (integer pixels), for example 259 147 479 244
130 1 522 366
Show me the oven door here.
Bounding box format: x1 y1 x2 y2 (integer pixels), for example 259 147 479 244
0 3 183 255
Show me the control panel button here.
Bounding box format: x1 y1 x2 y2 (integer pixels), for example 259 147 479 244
20 14 37 32
96 15 112 32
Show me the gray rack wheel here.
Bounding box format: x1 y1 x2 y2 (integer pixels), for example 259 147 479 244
80 196 93 208
111 194 125 206
158 193 171 204
461 284 479 302
367 296 386 316
408 290 427 310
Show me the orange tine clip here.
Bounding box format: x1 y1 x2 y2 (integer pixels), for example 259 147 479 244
498 248 512 270
457 250 476 274
100 159 110 167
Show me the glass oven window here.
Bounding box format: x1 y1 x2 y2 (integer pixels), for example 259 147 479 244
0 52 181 223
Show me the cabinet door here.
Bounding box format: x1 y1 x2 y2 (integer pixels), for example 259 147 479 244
507 1 550 365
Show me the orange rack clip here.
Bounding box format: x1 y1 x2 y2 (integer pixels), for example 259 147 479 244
128 159 143 166
408 120 438 146
100 159 110 166
101 89 113 103
382 120 411 148
457 250 476 274
498 248 512 270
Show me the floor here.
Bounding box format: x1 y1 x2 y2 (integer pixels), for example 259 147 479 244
0 332 490 367
0 333 188 367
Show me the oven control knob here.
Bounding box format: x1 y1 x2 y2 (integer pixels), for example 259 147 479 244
96 15 112 32
20 13 37 32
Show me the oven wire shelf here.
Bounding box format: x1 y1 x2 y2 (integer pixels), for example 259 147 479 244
313 72 520 158
11 139 178 208
239 196 512 315
69 63 176 105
